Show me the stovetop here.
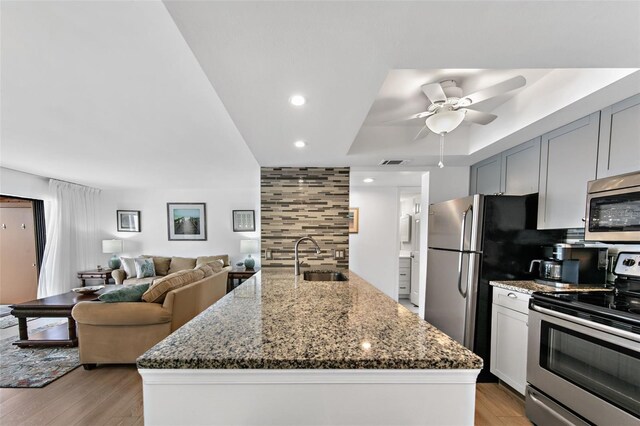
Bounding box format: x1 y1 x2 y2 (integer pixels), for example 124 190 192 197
531 278 640 333
531 252 640 334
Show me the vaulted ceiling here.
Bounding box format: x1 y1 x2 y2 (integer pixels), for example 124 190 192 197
1 1 639 189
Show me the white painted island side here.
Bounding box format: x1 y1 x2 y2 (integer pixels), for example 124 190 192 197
138 270 482 425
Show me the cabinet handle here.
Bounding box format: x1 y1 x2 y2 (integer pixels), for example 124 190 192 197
507 292 517 299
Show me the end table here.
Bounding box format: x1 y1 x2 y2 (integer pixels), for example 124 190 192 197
77 268 114 287
227 267 260 293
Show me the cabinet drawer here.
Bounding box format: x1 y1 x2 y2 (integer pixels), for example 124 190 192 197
399 258 411 268
492 287 530 315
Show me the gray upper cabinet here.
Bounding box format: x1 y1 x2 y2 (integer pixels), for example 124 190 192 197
470 139 540 196
500 138 541 195
469 154 501 195
597 94 640 178
538 112 600 229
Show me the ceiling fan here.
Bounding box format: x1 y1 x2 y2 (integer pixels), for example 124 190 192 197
397 75 527 140
392 75 526 167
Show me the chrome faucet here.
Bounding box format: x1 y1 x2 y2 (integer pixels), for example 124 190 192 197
294 236 322 275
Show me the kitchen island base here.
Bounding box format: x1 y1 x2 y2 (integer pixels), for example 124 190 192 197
139 368 480 425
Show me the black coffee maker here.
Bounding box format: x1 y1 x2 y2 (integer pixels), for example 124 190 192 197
530 243 608 286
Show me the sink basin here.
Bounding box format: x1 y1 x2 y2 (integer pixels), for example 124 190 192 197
303 270 348 282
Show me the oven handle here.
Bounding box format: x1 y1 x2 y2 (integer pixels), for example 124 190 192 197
531 304 640 343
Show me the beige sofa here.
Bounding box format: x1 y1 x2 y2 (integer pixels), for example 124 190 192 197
72 268 228 369
112 254 231 285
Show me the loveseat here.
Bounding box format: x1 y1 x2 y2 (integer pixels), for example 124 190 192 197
72 266 228 369
112 254 231 285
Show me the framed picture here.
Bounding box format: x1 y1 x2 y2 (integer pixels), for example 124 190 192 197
117 210 141 232
232 210 256 232
349 207 359 233
167 203 207 241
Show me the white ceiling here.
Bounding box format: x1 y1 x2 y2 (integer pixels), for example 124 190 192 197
0 1 257 189
1 1 640 189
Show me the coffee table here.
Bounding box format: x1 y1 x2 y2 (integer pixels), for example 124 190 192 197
9 285 118 348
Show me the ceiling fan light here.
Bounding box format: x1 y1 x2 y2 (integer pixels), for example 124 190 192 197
425 110 466 135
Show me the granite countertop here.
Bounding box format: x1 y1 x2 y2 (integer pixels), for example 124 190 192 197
490 280 613 295
137 269 482 370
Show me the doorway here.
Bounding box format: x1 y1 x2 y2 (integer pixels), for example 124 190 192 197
399 190 421 313
0 196 46 305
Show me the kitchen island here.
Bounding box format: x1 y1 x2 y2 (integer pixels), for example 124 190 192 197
137 270 482 425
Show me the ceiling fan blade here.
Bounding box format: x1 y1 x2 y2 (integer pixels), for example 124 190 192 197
461 108 498 125
384 110 433 124
421 83 447 104
460 75 526 106
413 124 430 141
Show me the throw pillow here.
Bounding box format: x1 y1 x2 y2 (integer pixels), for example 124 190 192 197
142 269 205 303
120 257 137 278
195 263 214 277
205 259 224 273
168 257 197 275
142 255 171 276
196 255 228 267
134 258 156 279
98 283 151 303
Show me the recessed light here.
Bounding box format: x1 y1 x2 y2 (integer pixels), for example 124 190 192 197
289 95 306 106
363 178 375 183
294 140 306 148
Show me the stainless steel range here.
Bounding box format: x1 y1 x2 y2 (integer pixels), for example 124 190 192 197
526 252 640 425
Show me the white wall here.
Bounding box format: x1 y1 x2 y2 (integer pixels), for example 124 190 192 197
99 169 261 267
349 186 400 300
0 167 50 200
418 167 470 319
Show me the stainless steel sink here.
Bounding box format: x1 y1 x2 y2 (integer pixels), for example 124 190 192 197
303 270 348 282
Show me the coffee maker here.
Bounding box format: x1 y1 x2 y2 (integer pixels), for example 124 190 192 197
530 243 608 286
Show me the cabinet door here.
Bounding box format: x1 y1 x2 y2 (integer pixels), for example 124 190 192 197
470 154 501 195
490 304 528 395
501 138 541 195
538 112 600 229
597 94 640 178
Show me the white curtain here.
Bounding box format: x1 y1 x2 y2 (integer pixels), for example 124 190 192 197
38 179 101 297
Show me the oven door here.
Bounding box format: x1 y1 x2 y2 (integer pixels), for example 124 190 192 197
585 187 640 242
528 306 640 425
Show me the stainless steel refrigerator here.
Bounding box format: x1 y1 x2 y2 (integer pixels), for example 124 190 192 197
425 193 563 381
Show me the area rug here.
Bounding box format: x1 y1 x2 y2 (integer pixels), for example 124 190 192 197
0 315 36 329
0 322 80 388
0 305 11 318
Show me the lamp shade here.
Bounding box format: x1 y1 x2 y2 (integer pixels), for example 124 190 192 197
102 239 123 254
240 239 259 254
425 110 466 134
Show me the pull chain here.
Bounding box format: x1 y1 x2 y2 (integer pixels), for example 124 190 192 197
438 133 445 168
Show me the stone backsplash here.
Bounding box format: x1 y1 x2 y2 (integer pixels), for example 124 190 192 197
261 167 349 269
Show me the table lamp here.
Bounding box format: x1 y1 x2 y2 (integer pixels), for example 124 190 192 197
102 239 124 269
240 239 259 269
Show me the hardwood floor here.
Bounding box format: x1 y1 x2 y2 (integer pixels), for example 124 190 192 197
1 362 529 425
475 383 532 425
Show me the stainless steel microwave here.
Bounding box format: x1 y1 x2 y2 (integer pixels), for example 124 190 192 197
585 171 640 242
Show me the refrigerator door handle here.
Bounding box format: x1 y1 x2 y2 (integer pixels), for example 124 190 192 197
457 205 473 298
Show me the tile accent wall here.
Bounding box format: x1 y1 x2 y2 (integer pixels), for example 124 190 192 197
261 167 349 269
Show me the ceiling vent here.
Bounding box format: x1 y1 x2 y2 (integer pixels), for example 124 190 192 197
379 160 410 166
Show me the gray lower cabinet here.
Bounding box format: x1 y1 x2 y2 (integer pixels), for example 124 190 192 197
470 138 540 196
538 112 600 229
399 257 411 297
597 94 640 178
469 154 501 195
490 287 530 395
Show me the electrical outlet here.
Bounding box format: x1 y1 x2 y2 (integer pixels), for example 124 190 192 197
334 249 346 260
264 250 273 260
